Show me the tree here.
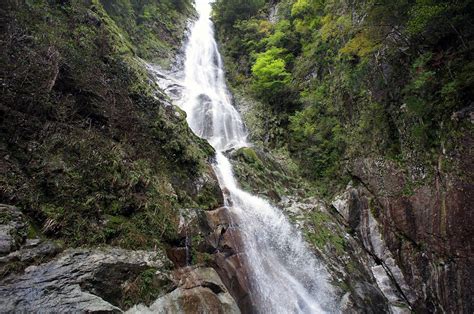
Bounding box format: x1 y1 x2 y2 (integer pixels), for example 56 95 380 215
212 0 265 29
251 48 291 106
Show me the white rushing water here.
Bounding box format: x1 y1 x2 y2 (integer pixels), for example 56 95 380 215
155 0 336 312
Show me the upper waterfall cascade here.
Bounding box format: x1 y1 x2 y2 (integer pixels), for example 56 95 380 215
151 0 336 312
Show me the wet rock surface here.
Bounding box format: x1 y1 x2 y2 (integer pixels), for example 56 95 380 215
168 206 256 313
332 187 414 312
203 207 255 312
128 266 240 314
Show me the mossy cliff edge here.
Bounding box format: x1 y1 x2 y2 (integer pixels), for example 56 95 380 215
0 0 221 249
0 1 243 311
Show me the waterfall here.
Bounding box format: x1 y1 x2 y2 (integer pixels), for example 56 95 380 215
154 0 336 312
180 0 247 151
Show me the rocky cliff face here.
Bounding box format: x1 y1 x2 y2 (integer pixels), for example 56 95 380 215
230 87 473 313
339 155 474 313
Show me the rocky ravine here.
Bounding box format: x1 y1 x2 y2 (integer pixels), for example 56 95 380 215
149 64 414 313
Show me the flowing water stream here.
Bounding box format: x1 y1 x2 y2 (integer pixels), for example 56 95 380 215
153 0 336 312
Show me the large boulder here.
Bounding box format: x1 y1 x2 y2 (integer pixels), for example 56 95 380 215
166 206 256 313
128 266 240 314
204 207 254 312
0 247 172 312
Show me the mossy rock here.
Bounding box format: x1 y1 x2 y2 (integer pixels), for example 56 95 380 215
305 210 346 255
229 147 308 202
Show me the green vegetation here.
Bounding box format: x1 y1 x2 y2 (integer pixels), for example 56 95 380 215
251 47 292 106
99 0 193 67
122 268 173 309
0 1 221 249
230 147 308 201
305 210 345 255
213 0 474 196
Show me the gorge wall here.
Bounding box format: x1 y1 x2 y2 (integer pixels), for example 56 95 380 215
212 0 473 312
0 1 233 311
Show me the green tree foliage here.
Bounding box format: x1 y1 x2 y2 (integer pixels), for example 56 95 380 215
223 18 270 81
251 48 291 104
214 0 474 193
212 0 265 29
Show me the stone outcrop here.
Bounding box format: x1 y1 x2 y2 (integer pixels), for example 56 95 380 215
0 205 62 279
343 157 474 313
0 239 62 278
333 188 414 312
0 204 242 313
0 205 28 255
167 206 256 313
0 247 172 312
128 267 240 314
203 207 255 312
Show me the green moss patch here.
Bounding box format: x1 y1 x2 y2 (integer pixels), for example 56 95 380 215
305 210 346 255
